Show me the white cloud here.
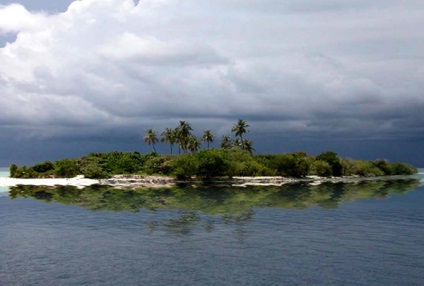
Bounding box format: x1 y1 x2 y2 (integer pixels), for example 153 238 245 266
0 3 47 34
0 0 423 142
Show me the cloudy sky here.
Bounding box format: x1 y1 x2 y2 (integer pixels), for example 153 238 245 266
0 0 423 166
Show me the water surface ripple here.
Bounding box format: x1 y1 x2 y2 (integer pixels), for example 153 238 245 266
0 177 423 285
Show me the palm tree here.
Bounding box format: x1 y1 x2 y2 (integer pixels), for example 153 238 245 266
220 135 232 149
161 128 176 154
242 139 255 154
231 119 249 143
144 129 159 153
187 136 202 153
176 121 193 153
202 130 214 148
234 138 242 149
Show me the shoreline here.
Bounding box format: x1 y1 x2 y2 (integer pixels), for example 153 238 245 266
0 174 415 189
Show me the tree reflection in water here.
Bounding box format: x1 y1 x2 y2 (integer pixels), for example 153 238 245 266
8 178 420 237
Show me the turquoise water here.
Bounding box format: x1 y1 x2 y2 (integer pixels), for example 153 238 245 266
0 173 423 285
0 167 9 177
0 167 9 195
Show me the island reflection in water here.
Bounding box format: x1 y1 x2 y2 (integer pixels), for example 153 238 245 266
2 178 423 286
9 179 420 227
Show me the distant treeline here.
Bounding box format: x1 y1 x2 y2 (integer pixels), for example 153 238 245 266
10 149 418 179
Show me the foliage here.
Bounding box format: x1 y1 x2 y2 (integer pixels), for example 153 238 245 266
77 154 109 178
9 164 18 177
80 163 108 179
9 118 419 180
54 159 80 177
341 158 357 176
316 151 342 176
226 149 267 176
310 160 333 177
339 158 417 177
161 128 177 154
390 162 417 175
144 155 174 175
187 136 202 153
194 149 230 178
32 161 55 173
144 129 159 153
267 152 311 178
220 135 232 149
373 159 393 175
175 121 193 153
172 154 198 179
102 151 145 174
231 119 249 141
10 165 28 178
202 130 214 148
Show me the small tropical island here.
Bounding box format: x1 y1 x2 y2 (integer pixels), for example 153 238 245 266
7 120 418 187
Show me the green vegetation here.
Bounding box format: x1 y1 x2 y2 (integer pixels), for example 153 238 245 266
9 119 418 179
202 130 214 149
144 129 159 153
10 149 418 179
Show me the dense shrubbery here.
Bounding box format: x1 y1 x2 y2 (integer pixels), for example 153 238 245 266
195 149 230 178
265 152 312 177
316 151 342 176
10 150 418 179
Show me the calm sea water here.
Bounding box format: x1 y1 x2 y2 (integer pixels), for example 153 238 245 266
0 171 423 285
0 167 9 177
0 167 9 195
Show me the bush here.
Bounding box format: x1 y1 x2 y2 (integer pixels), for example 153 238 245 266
222 149 264 176
268 153 310 178
172 154 198 179
32 161 55 174
195 149 230 178
373 159 393 175
316 151 342 176
390 162 417 175
80 163 109 178
353 160 385 177
54 159 80 177
9 164 18 177
144 156 174 175
310 160 332 177
76 155 109 178
8 150 418 180
11 166 27 178
103 151 145 174
341 158 356 176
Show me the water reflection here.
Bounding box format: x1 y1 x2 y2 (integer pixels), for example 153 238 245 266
5 179 421 239
9 179 419 212
9 179 420 214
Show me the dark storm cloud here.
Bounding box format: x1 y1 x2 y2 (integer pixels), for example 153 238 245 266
0 0 423 165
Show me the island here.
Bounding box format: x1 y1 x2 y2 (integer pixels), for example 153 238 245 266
4 149 418 188
4 120 418 188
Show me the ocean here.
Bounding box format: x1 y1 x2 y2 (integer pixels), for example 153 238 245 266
0 170 423 285
0 167 9 177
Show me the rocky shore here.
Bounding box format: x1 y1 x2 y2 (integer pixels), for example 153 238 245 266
0 174 409 189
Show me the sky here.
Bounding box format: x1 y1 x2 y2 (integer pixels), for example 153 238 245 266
0 0 423 166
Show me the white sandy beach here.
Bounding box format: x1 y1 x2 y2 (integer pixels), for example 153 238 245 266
0 175 100 188
0 173 416 190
